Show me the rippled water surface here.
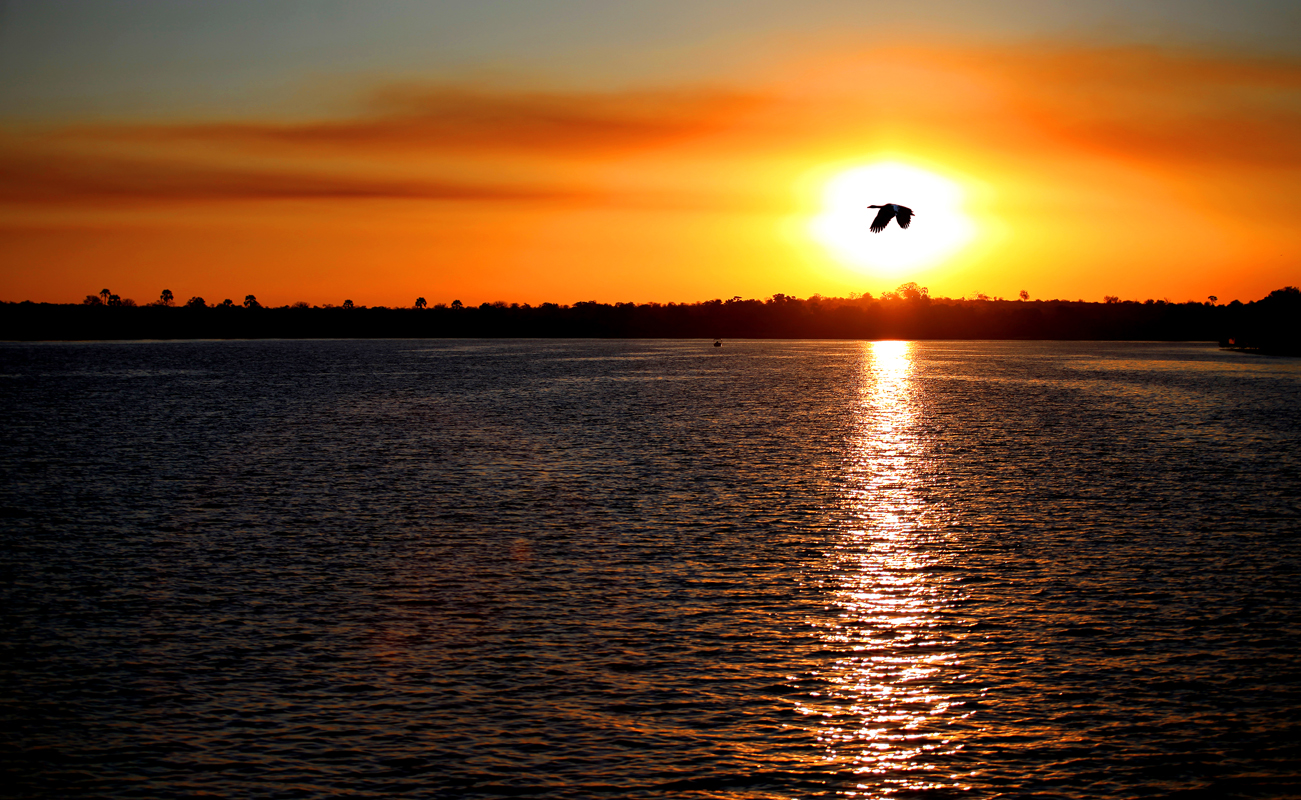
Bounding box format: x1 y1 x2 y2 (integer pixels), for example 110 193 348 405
2 340 1299 798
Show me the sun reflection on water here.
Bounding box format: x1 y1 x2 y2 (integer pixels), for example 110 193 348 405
801 340 969 796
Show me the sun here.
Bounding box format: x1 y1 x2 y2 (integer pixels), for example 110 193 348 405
809 161 976 274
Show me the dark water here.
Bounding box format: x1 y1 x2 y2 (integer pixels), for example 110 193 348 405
1 340 1299 799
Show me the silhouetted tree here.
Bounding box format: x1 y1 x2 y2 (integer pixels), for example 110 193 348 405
1105 295 1121 304
415 297 427 309
107 294 121 306
897 282 929 301
185 296 206 308
343 299 354 309
244 294 260 309
160 289 174 307
100 288 111 305
120 298 137 307
1208 295 1218 304
220 298 234 308
451 299 463 309
1019 290 1030 301
0 285 1277 344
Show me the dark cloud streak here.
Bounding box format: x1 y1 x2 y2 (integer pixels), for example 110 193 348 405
0 149 767 211
67 87 762 155
0 151 598 204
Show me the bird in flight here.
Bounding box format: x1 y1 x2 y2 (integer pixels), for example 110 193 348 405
867 203 914 233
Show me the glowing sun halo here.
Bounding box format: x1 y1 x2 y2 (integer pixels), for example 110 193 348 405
810 162 975 274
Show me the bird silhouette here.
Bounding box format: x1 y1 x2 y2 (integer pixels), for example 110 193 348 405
867 203 914 233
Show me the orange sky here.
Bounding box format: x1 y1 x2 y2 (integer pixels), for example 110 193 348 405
3 29 1299 306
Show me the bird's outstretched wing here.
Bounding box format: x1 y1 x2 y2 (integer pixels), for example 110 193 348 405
895 205 914 229
869 205 896 233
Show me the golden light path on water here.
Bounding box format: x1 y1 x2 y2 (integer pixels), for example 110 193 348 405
800 341 972 797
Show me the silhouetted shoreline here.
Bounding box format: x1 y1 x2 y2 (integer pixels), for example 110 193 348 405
2 287 1297 352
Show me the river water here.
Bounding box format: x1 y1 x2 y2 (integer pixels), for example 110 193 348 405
1 340 1298 798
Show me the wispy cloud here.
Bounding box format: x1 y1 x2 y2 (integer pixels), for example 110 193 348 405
0 147 771 211
63 86 762 156
1 85 766 208
770 43 1301 170
941 44 1301 167
0 150 600 204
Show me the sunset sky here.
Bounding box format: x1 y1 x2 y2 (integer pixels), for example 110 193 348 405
2 1 1299 307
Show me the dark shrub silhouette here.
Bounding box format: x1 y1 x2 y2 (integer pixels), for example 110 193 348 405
3 286 1295 348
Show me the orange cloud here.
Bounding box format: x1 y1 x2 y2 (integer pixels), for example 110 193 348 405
771 43 1301 169
0 146 780 212
1 86 773 209
0 148 601 204
60 86 763 156
964 45 1301 168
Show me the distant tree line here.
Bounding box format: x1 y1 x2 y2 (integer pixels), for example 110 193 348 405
5 284 1298 354
83 288 262 310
